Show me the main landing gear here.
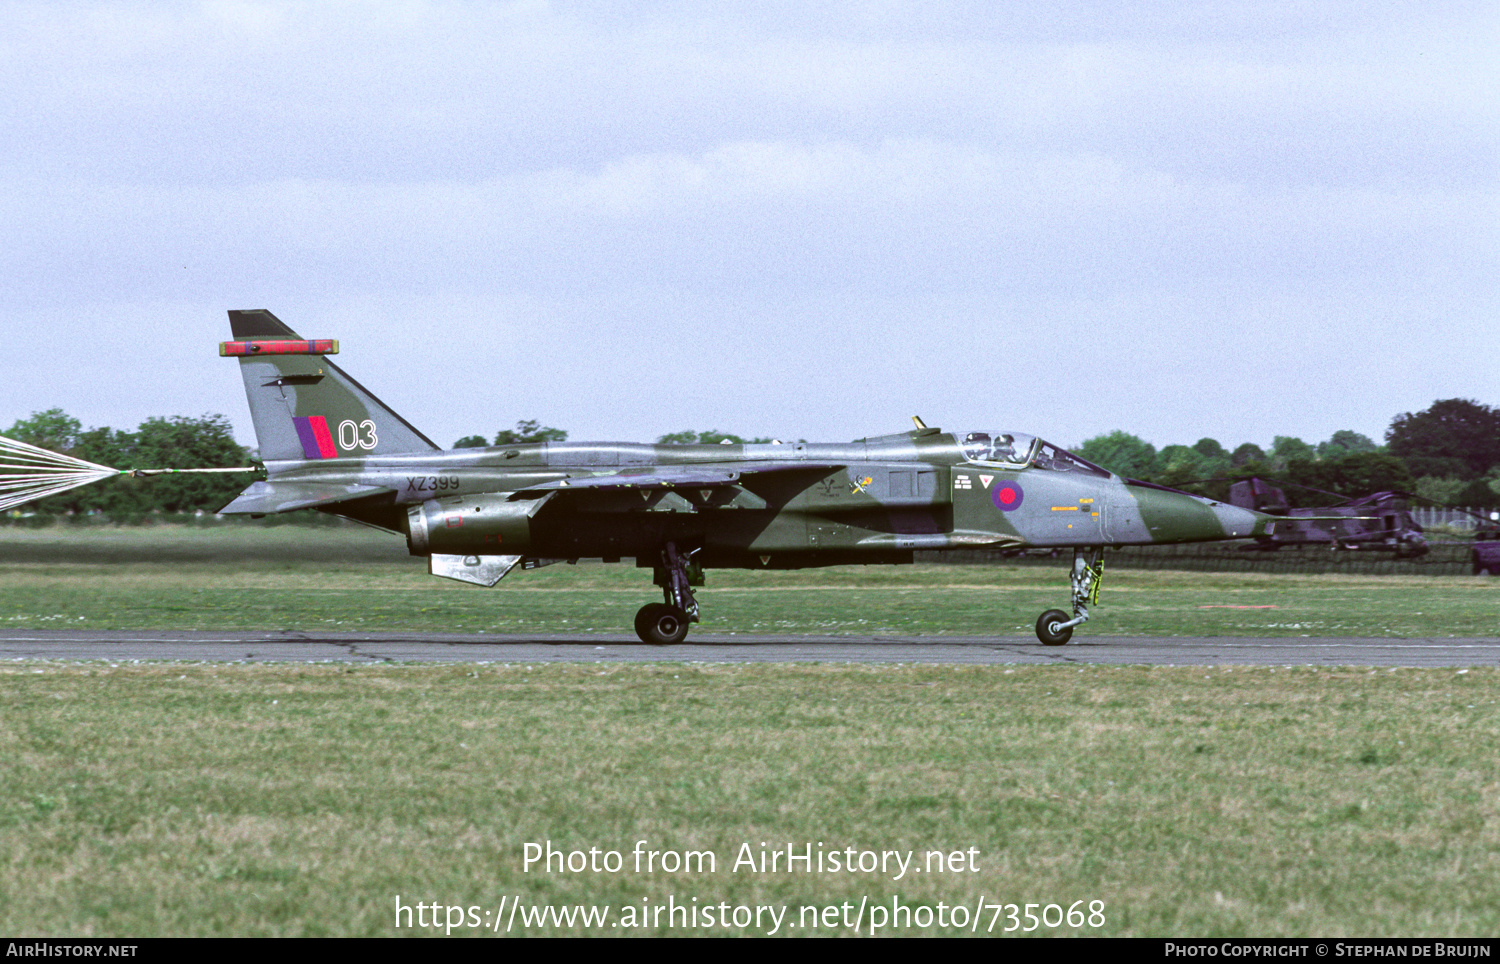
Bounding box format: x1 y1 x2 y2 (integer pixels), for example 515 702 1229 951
1035 546 1103 646
634 542 701 645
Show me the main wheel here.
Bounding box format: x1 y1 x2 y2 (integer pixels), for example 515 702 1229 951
635 603 691 645
634 603 666 641
1036 609 1073 646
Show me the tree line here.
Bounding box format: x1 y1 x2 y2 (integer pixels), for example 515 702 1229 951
454 422 775 447
1074 398 1500 508
4 409 252 520
7 397 1494 520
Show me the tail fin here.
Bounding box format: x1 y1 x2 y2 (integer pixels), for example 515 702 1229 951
225 309 438 462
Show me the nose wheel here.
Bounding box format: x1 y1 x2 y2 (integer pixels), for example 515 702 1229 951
1036 609 1073 645
1034 547 1103 645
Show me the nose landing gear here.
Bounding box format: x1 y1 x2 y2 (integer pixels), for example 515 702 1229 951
634 542 701 645
1035 546 1103 645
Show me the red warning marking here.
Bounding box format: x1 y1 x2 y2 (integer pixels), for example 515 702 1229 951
220 339 338 356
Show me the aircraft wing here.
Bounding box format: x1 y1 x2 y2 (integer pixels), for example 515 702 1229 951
219 480 394 514
512 462 845 494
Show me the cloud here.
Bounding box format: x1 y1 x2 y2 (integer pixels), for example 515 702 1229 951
2 2 1492 186
3 133 1487 312
0 2 1493 446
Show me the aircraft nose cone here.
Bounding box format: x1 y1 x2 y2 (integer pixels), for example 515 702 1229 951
1126 483 1263 543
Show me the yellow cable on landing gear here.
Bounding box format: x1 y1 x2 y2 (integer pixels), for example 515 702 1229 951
1070 547 1104 615
1082 555 1104 608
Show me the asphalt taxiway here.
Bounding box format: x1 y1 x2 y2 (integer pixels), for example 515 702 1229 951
2 629 1498 666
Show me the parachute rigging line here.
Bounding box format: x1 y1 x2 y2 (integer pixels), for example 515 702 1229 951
0 434 257 512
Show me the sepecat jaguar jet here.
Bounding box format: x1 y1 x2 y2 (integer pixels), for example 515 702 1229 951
219 309 1274 645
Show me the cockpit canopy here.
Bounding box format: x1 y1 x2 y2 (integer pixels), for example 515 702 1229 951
958 432 1112 478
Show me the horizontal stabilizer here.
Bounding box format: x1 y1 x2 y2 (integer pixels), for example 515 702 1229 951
219 480 392 515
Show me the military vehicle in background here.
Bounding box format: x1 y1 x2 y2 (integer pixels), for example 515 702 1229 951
1473 517 1500 575
1227 478 1427 557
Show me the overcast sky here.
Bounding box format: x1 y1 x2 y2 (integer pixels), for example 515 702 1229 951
1 1 1494 455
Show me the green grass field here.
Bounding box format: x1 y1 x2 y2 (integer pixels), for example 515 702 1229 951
2 526 1498 937
4 662 1497 937
0 524 1497 637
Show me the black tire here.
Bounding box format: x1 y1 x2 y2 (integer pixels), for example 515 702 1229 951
635 604 690 645
1036 609 1073 646
634 603 665 641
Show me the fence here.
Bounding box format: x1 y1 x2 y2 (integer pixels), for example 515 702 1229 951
1410 506 1498 531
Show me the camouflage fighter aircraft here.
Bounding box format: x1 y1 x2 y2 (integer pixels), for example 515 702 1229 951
219 310 1275 645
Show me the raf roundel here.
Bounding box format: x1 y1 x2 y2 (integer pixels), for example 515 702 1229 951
991 480 1024 512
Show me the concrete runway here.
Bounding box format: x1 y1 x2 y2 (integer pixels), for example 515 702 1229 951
2 629 1499 666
